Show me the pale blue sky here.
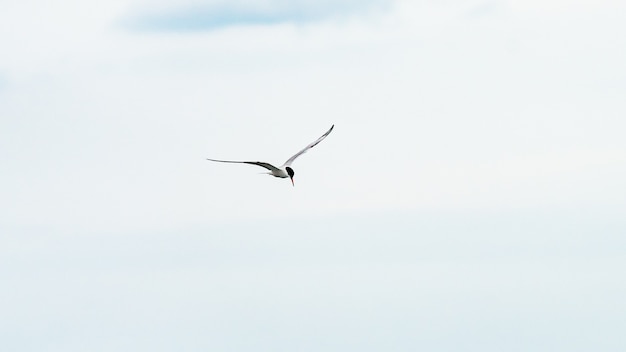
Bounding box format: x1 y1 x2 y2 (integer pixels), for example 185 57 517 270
1 0 625 351
127 0 391 31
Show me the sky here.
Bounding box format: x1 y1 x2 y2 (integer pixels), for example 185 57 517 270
1 0 625 351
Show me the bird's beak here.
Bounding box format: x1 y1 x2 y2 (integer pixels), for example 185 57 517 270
290 177 294 186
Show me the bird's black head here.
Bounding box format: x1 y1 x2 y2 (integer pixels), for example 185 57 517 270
286 167 295 186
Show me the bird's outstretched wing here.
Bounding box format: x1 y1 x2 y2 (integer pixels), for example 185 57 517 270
281 124 334 167
206 159 281 173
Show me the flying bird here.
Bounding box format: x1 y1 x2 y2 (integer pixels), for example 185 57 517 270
206 124 334 186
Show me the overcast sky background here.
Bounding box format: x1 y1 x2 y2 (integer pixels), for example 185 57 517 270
1 0 625 351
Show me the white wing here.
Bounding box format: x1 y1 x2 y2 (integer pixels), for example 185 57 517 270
206 158 282 173
281 124 334 167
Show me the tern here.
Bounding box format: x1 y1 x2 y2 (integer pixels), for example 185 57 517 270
207 124 334 186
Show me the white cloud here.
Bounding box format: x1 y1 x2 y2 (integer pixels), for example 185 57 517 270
1 0 625 233
1 2 626 350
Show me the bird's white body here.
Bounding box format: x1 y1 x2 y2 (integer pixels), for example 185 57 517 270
268 168 289 178
207 125 334 186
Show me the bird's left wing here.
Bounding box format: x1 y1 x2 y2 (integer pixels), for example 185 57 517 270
206 159 281 173
281 124 334 167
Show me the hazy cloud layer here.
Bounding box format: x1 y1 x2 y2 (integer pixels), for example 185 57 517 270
2 212 625 351
1 1 626 351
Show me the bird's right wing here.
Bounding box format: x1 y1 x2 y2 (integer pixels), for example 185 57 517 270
281 124 334 167
206 158 281 173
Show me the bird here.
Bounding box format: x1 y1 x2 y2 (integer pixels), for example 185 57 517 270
206 124 334 186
